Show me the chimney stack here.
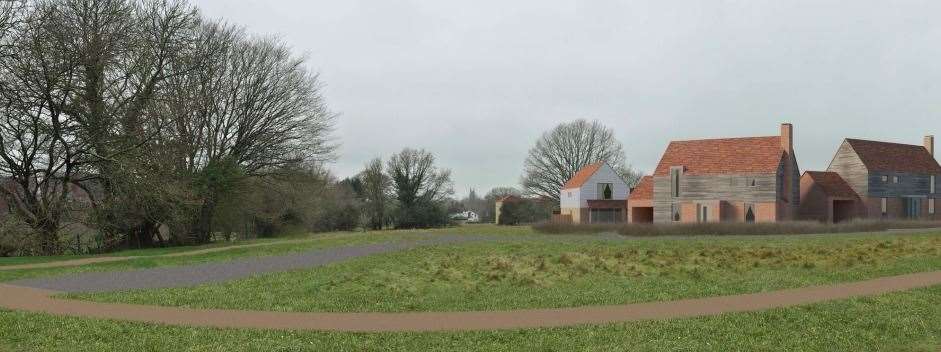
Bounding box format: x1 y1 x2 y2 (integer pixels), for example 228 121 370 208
926 135 935 157
781 123 794 154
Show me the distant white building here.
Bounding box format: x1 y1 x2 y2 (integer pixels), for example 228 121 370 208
558 162 630 224
450 211 480 223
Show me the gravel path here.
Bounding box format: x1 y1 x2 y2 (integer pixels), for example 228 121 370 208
8 235 487 292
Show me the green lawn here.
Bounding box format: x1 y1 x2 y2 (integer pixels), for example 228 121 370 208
0 224 535 268
4 286 941 351
70 231 941 313
3 225 941 351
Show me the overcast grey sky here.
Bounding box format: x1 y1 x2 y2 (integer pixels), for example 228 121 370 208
193 0 941 197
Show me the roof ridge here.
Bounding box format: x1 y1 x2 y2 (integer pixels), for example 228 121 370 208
845 138 924 148
669 135 779 143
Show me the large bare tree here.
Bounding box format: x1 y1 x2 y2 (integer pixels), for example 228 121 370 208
359 157 390 230
0 2 83 254
158 22 336 242
521 119 640 201
387 148 452 229
30 0 202 248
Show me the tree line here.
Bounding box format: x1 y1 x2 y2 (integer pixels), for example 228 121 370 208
0 1 640 255
0 0 337 255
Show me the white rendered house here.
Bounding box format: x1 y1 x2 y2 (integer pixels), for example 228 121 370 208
558 162 630 223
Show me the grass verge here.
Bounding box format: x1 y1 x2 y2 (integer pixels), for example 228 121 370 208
4 285 941 351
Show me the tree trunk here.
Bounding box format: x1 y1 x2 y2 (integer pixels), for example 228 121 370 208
195 199 216 244
37 223 61 256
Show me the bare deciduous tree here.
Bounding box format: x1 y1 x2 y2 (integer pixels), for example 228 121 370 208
387 148 452 229
0 0 340 252
0 3 83 254
521 119 640 201
31 0 202 248
159 22 336 241
359 158 390 230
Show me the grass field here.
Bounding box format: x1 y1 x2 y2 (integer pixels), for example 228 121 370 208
2 224 941 351
4 286 941 351
70 230 941 312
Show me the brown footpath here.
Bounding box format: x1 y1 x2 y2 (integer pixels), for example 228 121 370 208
2 270 941 332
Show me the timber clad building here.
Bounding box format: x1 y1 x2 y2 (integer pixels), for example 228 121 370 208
800 136 940 222
559 123 938 224
645 123 800 223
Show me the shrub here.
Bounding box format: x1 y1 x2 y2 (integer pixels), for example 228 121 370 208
498 200 553 225
532 219 941 237
0 216 39 257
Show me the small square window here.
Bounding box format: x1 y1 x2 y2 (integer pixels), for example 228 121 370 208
881 175 889 183
893 176 900 184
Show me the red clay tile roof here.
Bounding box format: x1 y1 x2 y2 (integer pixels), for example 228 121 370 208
562 162 604 189
844 139 941 174
803 171 858 198
653 136 784 176
628 176 653 200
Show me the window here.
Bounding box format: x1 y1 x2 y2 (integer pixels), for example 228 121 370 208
905 198 923 219
893 176 900 184
745 204 756 223
697 204 709 223
882 175 889 183
881 198 888 214
930 199 935 215
749 178 757 187
671 168 682 198
597 183 613 200
931 175 936 194
671 204 681 222
567 192 572 198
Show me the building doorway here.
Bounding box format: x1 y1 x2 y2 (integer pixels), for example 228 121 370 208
832 200 856 223
630 207 653 223
904 197 923 219
745 205 756 223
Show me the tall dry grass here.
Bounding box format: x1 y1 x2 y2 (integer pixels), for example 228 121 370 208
532 220 941 237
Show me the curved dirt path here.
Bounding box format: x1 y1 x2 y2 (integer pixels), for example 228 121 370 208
2 271 941 332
